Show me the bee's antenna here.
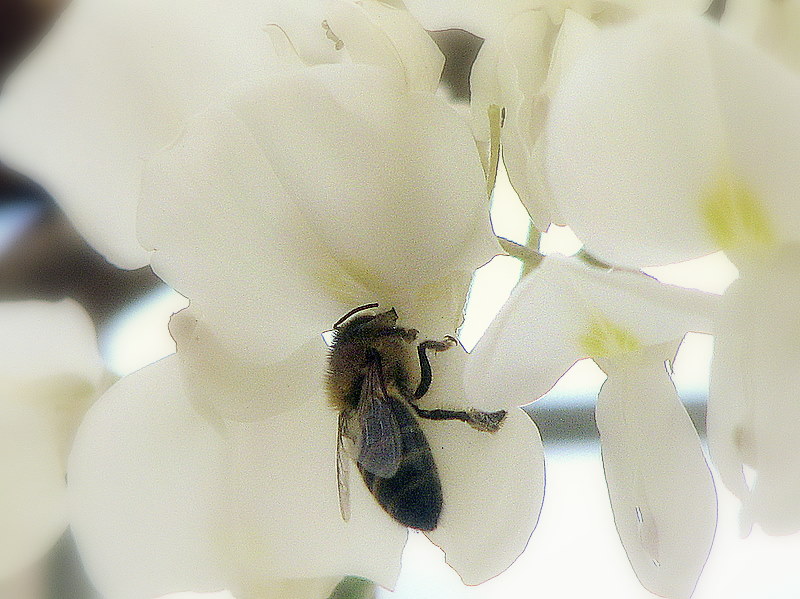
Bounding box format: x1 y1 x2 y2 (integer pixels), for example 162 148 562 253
334 303 380 329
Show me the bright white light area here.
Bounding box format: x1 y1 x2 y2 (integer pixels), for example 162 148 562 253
383 446 800 599
490 160 530 246
645 252 739 295
538 224 583 256
672 332 714 400
100 285 189 376
538 358 606 407
459 255 522 351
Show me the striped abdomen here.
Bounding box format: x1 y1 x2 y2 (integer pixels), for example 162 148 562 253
358 395 443 531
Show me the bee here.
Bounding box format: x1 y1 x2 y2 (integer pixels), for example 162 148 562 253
327 303 507 531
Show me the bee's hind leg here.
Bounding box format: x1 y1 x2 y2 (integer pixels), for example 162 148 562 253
411 404 507 433
412 336 506 433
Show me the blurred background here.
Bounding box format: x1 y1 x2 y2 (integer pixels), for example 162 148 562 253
7 0 800 598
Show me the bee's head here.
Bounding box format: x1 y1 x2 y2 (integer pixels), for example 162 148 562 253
331 304 399 340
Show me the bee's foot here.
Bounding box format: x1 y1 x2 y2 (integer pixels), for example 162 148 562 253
420 335 459 353
467 409 507 433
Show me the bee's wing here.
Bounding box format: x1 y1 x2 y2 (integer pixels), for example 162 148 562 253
356 357 403 479
337 411 352 522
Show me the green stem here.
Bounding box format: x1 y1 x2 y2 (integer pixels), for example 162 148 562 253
327 577 375 599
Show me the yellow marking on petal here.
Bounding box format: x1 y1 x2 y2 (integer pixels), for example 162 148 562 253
579 314 642 358
486 104 505 198
700 171 775 253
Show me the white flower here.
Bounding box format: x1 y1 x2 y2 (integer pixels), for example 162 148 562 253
401 0 710 229
545 14 800 536
0 300 103 581
467 256 717 598
481 1 715 227
544 14 800 269
0 3 551 596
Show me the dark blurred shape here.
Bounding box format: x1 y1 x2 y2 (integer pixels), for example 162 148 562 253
524 394 708 447
0 176 159 326
46 534 95 599
328 577 376 599
0 196 159 326
707 0 727 20
0 0 66 88
430 28 483 101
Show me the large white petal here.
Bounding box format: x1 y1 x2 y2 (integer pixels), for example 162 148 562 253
547 14 800 267
0 399 66 580
597 350 716 599
0 0 277 267
424 408 544 585
68 357 229 599
140 65 495 363
465 256 714 407
222 392 408 591
545 15 725 267
168 307 331 422
708 247 800 535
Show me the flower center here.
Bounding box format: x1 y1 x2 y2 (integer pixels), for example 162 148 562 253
700 170 775 254
579 314 641 358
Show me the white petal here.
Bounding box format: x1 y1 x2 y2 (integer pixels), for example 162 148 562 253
705 276 753 508
544 9 600 97
402 0 528 38
168 308 330 422
325 0 445 93
0 400 66 580
222 392 407 590
465 256 714 407
423 408 544 585
708 246 800 535
597 352 716 599
140 65 494 362
600 0 711 14
68 357 229 599
548 13 800 266
0 0 276 267
464 259 586 406
0 299 102 384
545 15 725 266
